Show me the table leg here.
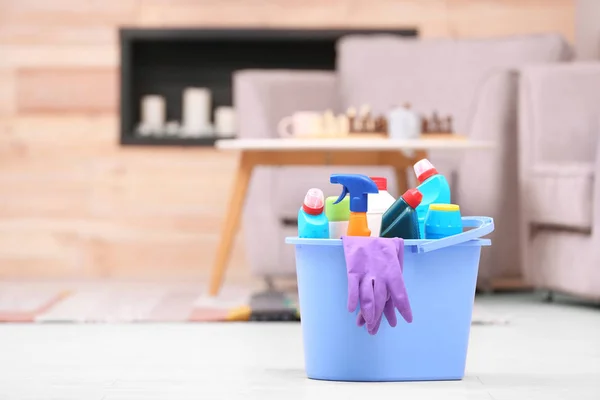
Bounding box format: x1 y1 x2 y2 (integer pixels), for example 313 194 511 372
394 164 409 196
208 152 254 296
380 151 409 196
391 150 429 195
412 150 429 164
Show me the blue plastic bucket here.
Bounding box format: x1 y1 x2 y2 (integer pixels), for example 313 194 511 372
286 216 494 382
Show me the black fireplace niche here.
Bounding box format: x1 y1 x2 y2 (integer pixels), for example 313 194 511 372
119 28 418 147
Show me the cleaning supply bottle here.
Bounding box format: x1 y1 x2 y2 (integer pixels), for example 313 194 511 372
325 195 350 239
298 188 329 239
424 203 463 239
413 159 451 238
380 188 423 239
367 177 396 237
330 174 379 237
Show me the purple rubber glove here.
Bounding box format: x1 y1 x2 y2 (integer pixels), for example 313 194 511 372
356 294 398 334
341 236 412 335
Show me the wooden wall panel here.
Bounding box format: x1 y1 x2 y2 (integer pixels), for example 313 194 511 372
447 0 575 41
0 114 244 279
0 0 139 26
0 115 116 158
136 0 443 37
83 233 249 280
0 177 91 219
0 45 118 68
0 1 134 45
0 233 89 279
0 25 116 45
345 0 449 37
0 70 16 115
135 0 575 40
16 68 118 113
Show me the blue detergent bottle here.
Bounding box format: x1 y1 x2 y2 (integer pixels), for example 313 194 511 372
298 188 329 239
413 159 451 238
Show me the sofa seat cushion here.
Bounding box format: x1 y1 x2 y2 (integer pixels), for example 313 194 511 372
526 163 594 230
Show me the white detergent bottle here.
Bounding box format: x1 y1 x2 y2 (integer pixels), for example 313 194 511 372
366 177 397 236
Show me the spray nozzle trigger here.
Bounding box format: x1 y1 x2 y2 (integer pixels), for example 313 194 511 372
334 186 348 205
330 174 378 213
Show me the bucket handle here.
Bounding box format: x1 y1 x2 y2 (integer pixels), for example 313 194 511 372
415 216 494 254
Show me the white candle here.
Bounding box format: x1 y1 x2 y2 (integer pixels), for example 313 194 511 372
182 87 211 136
141 95 166 131
214 106 236 136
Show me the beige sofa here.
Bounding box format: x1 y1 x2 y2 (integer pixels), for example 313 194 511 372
519 63 600 300
233 34 573 287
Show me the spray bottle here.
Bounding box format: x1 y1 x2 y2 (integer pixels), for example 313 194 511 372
330 174 379 237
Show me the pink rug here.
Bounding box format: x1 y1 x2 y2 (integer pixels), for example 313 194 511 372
0 281 254 323
0 281 505 325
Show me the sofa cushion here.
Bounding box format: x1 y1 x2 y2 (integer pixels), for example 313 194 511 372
525 163 594 230
336 34 573 133
519 63 600 166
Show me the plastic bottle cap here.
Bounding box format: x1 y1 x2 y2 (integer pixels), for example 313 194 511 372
414 158 438 183
401 188 423 209
430 204 460 212
369 177 387 191
303 188 324 215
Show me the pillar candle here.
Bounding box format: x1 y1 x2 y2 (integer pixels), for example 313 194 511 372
182 87 211 136
140 95 166 130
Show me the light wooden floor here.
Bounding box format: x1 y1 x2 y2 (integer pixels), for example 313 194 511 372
0 294 598 400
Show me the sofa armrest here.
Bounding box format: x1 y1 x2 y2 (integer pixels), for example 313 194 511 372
595 129 600 235
233 70 338 138
455 70 520 284
519 64 600 230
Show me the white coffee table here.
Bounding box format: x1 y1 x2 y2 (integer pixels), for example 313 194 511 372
209 137 495 296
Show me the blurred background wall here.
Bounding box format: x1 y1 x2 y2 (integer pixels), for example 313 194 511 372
576 0 600 59
0 0 578 280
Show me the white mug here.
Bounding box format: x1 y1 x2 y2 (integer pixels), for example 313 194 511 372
278 112 323 138
388 105 420 139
